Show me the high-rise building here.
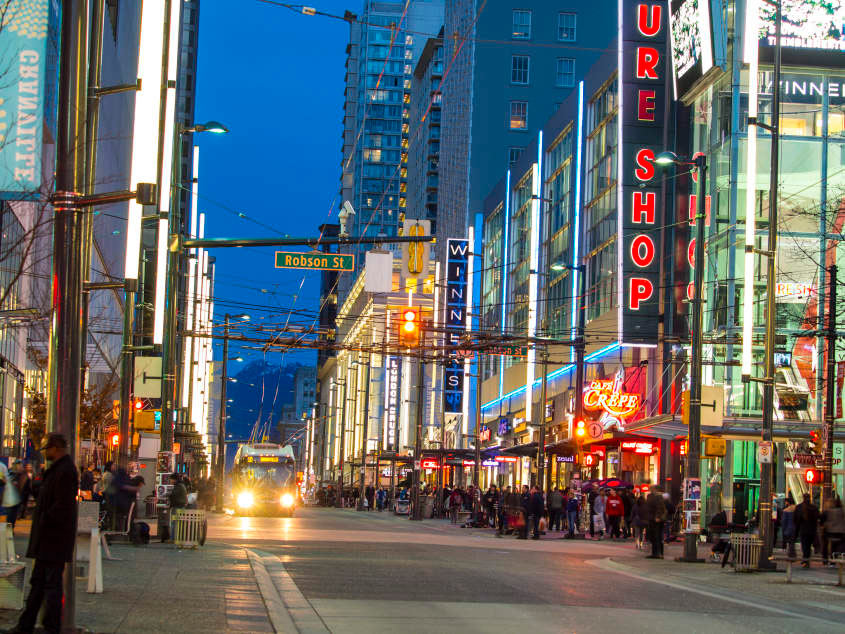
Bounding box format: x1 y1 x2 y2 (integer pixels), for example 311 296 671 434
339 0 445 293
437 1 615 256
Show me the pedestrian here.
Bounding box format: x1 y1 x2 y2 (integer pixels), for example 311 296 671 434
483 485 497 528
79 463 96 496
592 489 607 540
3 462 23 531
566 491 580 538
365 484 375 512
547 487 563 532
622 487 634 538
9 434 78 634
496 486 512 536
449 488 462 524
606 489 624 539
794 493 820 567
781 494 797 556
821 496 845 566
528 486 544 539
631 494 646 549
587 488 597 538
645 485 667 559
17 463 32 520
376 487 386 511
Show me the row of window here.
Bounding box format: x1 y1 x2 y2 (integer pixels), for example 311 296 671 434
513 10 576 42
511 55 575 88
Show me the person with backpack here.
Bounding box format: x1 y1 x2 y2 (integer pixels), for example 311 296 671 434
645 485 668 558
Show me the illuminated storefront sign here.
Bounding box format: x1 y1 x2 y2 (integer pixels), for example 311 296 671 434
479 425 491 442
619 0 667 343
583 454 599 467
482 459 498 467
495 455 518 464
556 455 576 463
384 356 400 451
497 418 511 436
621 440 657 455
668 0 716 101
420 458 439 470
775 281 817 303
443 238 470 414
583 380 641 419
758 0 845 53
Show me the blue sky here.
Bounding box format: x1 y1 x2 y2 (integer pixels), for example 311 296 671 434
195 1 351 367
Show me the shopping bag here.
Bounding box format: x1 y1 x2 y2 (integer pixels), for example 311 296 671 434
593 514 606 532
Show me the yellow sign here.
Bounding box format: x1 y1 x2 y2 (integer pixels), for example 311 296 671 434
112 400 120 420
704 438 726 457
134 410 158 431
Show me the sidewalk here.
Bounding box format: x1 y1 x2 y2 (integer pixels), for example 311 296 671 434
0 528 273 633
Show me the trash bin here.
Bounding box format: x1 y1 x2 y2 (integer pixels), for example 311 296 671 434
730 533 762 572
172 509 207 548
145 495 157 519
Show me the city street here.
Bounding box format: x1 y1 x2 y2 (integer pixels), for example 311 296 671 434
2 507 845 632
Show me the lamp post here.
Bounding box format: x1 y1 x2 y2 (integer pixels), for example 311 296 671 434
161 121 228 451
656 150 707 563
215 313 248 511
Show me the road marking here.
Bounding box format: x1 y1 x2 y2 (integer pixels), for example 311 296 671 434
589 557 843 626
802 601 845 613
247 549 298 633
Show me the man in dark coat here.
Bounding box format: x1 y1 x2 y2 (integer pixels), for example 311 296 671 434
794 493 820 567
12 434 78 634
528 486 545 540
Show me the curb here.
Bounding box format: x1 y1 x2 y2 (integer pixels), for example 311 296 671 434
247 549 298 633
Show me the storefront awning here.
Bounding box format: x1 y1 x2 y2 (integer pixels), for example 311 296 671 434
501 442 538 457
623 413 845 442
544 440 577 456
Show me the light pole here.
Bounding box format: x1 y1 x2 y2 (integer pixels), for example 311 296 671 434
656 150 707 563
161 121 228 451
215 313 248 511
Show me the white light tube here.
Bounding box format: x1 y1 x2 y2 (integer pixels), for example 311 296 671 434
152 217 168 344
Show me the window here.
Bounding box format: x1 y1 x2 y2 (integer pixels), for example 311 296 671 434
512 10 531 39
508 147 524 165
556 58 575 88
511 55 530 84
509 101 527 129
558 12 576 41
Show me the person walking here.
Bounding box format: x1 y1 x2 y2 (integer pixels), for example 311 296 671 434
529 486 544 540
606 489 625 539
781 494 797 556
592 490 607 540
3 462 23 531
631 494 647 549
566 491 580 538
10 434 78 634
821 496 845 566
794 493 820 567
645 485 667 559
496 486 512 536
547 487 563 532
365 485 375 512
449 488 463 524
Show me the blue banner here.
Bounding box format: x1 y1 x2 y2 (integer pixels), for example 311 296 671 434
0 1 53 198
443 238 469 414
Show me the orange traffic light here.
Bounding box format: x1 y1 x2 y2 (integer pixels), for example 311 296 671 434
398 308 420 347
575 420 586 437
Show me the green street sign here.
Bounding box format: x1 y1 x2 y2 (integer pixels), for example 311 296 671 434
486 345 528 357
275 251 354 271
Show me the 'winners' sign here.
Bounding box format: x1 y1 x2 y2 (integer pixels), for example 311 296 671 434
619 0 667 343
443 239 470 414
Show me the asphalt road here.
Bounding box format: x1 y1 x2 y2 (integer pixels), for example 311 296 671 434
209 507 845 633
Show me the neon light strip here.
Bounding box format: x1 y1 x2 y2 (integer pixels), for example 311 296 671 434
526 152 542 423
482 342 621 410
741 0 760 375
190 146 199 252
126 0 167 279
152 217 168 343
463 225 474 443
571 81 585 362
500 170 511 398
430 262 440 434
616 0 624 343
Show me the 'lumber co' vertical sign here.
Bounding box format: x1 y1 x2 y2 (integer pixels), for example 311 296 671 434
619 0 667 343
443 239 469 414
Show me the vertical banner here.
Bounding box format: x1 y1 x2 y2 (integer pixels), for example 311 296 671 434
383 356 400 451
0 0 52 197
619 0 667 343
444 238 469 414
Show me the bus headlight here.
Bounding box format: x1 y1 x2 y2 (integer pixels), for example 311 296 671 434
280 493 294 508
237 492 254 508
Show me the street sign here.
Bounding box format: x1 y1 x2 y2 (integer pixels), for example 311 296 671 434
275 251 354 271
757 441 773 464
485 345 528 357
587 421 603 440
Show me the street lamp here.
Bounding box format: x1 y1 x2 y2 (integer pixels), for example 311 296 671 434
656 149 707 564
185 120 229 134
216 312 249 511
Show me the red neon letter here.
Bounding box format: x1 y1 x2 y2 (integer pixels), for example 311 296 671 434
632 191 655 224
631 235 655 268
636 47 659 79
688 239 695 268
629 278 654 309
634 148 655 181
637 3 662 36
638 89 656 121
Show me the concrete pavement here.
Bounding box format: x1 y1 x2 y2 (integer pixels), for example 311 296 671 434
0 508 842 632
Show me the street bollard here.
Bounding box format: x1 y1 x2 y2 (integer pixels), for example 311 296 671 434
87 528 103 593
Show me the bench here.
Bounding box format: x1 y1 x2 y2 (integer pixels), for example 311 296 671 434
772 552 845 586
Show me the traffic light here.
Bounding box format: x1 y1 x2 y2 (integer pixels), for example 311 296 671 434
805 468 823 484
575 419 586 438
398 308 420 347
134 399 144 411
809 428 822 454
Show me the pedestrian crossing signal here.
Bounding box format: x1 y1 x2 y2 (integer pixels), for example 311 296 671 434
804 468 822 484
809 429 822 454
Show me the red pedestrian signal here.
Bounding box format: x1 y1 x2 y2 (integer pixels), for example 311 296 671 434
134 399 144 411
805 468 822 484
398 308 420 347
111 433 119 447
809 429 822 454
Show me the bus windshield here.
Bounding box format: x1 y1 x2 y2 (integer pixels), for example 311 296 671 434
235 462 294 488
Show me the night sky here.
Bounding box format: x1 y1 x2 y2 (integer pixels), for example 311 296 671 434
195 1 351 368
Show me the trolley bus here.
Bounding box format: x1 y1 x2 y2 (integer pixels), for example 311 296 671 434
231 443 298 516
